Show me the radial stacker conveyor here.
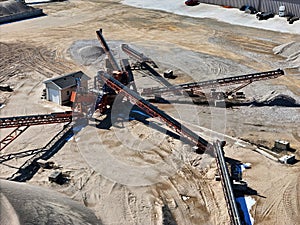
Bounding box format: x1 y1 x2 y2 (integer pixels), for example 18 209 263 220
141 69 284 97
120 43 284 98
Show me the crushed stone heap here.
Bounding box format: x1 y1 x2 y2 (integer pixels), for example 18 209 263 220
0 0 43 24
273 42 300 71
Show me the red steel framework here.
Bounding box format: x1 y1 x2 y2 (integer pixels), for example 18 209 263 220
0 126 29 151
99 71 211 153
0 112 72 151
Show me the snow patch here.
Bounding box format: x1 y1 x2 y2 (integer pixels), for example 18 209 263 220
121 0 300 34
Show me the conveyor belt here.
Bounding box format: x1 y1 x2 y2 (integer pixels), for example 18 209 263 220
121 44 152 63
7 122 73 182
121 44 173 87
0 112 72 129
96 29 121 71
142 69 284 95
0 112 72 151
99 71 210 152
140 61 174 88
121 44 158 68
214 140 242 225
0 126 29 151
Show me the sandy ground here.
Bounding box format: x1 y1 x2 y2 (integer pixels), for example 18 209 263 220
0 0 299 225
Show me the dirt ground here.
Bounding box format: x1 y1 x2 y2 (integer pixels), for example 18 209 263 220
0 0 299 225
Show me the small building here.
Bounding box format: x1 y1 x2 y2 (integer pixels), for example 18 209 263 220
279 154 295 164
43 71 90 106
274 140 290 151
163 69 176 79
48 170 63 183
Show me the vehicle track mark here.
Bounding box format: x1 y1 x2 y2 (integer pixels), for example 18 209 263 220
0 42 76 83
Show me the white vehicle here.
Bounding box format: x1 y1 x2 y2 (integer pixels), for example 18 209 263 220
279 5 286 17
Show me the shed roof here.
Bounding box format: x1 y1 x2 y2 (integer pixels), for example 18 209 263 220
43 71 90 90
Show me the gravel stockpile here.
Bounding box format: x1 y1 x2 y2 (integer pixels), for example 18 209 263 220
273 41 300 71
0 0 36 16
0 0 43 24
68 40 105 67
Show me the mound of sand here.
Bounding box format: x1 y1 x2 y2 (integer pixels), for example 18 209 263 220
256 91 297 107
0 180 102 225
0 0 35 16
273 42 300 71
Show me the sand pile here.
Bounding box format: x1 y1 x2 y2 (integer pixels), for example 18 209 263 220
0 0 34 16
273 42 300 71
0 180 102 225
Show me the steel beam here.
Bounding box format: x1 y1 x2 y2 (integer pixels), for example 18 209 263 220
0 112 72 129
0 126 29 151
142 69 284 95
96 29 121 71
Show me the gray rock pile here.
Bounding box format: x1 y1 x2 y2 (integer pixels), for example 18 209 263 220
68 40 105 66
0 0 34 16
273 42 300 71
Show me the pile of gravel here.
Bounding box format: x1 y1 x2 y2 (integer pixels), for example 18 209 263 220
78 45 104 64
0 0 34 16
273 42 300 71
68 40 105 66
0 0 43 24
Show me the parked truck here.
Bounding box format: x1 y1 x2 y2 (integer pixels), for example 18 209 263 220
279 6 286 17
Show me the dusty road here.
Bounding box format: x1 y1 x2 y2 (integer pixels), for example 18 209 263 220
0 0 299 224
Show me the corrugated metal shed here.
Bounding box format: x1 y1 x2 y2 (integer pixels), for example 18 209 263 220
43 71 90 105
44 71 90 90
198 0 300 17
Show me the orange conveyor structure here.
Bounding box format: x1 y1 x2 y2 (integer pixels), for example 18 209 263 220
0 111 72 151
